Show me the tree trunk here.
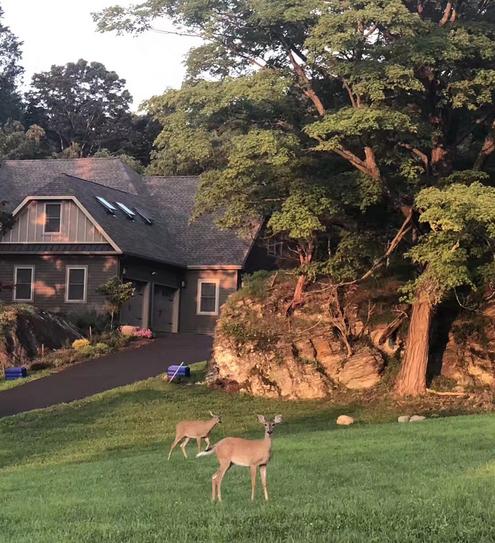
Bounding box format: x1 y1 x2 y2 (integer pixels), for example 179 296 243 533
286 244 313 315
394 294 434 397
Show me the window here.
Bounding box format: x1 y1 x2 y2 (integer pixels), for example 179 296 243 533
14 266 34 302
65 266 87 302
135 208 153 225
115 202 136 220
96 196 116 214
266 238 284 257
197 280 219 316
44 202 61 233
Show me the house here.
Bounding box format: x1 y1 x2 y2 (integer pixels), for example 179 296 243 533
0 158 272 335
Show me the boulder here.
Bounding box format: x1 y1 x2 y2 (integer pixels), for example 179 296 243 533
398 415 410 423
335 347 384 390
409 415 426 422
336 415 354 426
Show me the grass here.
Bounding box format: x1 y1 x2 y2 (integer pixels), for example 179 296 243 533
0 369 53 392
1 367 495 542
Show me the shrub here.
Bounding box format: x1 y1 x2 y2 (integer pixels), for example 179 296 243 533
76 345 99 358
134 328 153 339
94 342 111 354
66 310 110 335
238 271 272 300
72 338 90 350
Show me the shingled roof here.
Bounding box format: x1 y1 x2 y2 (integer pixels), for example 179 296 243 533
0 158 146 211
0 158 256 268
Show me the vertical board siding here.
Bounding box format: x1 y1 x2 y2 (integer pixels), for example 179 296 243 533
1 200 107 244
0 255 118 313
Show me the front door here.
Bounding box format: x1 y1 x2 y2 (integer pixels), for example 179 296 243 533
120 279 147 327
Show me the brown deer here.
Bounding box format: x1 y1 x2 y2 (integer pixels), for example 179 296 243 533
168 411 222 460
196 414 282 501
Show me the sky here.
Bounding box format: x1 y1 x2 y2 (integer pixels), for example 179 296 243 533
2 0 201 110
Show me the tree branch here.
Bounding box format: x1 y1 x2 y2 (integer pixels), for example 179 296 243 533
399 143 429 170
474 119 495 170
439 2 454 26
289 51 326 117
338 210 414 288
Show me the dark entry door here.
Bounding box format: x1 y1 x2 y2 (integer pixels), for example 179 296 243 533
152 284 176 333
120 280 147 327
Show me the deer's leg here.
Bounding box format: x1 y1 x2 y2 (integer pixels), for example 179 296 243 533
260 465 269 501
205 436 211 449
196 437 202 453
168 435 182 460
250 465 257 501
215 461 231 503
180 437 190 458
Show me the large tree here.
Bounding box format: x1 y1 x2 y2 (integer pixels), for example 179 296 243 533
95 0 495 396
0 4 23 123
26 59 133 156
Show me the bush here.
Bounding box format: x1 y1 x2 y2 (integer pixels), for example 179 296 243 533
238 271 272 300
94 342 111 354
66 310 110 335
72 338 90 350
76 345 99 358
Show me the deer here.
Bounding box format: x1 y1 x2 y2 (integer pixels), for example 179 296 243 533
168 411 222 460
196 414 282 502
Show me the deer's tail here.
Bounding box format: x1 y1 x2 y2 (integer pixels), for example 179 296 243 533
196 446 215 458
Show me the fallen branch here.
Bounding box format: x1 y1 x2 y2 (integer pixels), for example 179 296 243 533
426 388 468 397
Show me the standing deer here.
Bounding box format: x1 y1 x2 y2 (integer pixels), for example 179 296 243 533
196 414 282 501
168 411 222 460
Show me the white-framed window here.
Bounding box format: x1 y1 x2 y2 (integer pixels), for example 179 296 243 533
44 202 62 234
65 266 88 303
196 279 220 316
266 238 284 257
13 266 34 302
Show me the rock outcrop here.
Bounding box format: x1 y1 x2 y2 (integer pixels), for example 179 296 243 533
439 303 495 388
208 279 387 400
0 305 81 367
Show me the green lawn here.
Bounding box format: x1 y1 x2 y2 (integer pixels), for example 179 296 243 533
0 372 494 543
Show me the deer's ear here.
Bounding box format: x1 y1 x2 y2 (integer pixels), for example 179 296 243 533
257 414 266 424
273 415 283 424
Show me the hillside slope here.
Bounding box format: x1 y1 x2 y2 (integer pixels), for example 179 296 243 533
1 374 495 542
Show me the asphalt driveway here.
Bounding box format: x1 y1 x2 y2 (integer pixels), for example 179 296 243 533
0 334 212 418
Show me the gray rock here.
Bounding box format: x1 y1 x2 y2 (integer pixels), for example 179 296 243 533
409 415 426 422
398 415 410 423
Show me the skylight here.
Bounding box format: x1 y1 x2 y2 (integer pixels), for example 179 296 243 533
96 196 116 214
135 208 153 225
116 202 136 220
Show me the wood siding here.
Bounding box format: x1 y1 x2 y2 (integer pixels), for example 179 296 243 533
179 269 239 335
1 200 107 244
0 255 118 314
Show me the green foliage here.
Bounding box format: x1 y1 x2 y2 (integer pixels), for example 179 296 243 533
97 276 135 327
237 270 272 300
321 232 380 283
0 121 48 160
96 0 495 319
404 183 495 303
26 59 133 156
268 186 338 241
0 6 23 124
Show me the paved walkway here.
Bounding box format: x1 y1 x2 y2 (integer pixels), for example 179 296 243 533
0 334 212 418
